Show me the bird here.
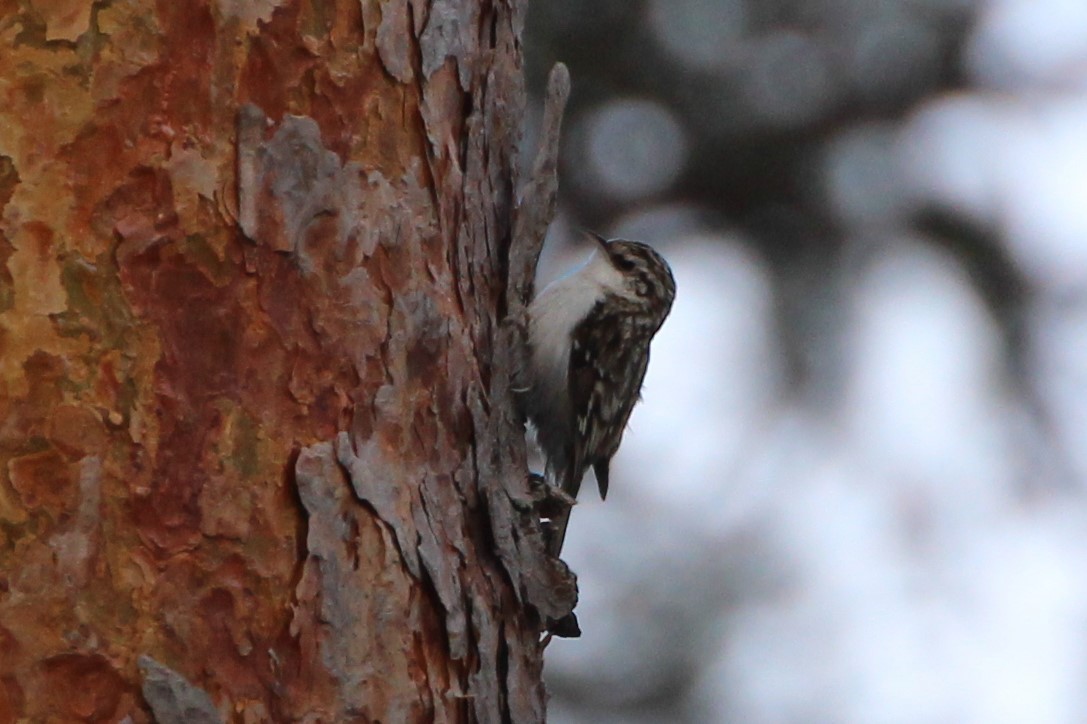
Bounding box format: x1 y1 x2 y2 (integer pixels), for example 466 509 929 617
521 232 676 555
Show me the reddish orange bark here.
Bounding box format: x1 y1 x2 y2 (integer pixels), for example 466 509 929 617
0 1 573 721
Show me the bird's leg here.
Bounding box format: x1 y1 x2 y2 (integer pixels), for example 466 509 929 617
527 472 576 519
525 472 576 557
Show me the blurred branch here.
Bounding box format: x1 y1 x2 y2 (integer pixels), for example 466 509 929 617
913 208 1029 375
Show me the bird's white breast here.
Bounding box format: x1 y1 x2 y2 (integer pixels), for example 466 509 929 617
528 249 625 389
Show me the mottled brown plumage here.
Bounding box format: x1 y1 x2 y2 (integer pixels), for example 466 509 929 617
523 233 675 555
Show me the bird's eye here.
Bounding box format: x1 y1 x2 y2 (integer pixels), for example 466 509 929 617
613 255 636 271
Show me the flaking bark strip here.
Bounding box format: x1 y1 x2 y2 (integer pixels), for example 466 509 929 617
415 477 469 659
375 0 414 84
235 106 364 262
419 0 479 89
467 593 506 724
138 656 222 724
510 62 570 310
334 431 423 578
506 624 547 723
294 441 420 719
505 63 570 420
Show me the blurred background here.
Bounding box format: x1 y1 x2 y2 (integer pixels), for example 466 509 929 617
522 0 1087 721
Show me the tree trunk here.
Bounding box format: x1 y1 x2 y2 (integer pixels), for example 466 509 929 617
0 1 573 721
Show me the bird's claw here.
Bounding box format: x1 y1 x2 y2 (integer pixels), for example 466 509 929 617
528 472 576 519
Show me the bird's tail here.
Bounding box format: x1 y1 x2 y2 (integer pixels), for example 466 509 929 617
545 505 572 557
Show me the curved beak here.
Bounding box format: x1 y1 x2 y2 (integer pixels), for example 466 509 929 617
584 230 609 252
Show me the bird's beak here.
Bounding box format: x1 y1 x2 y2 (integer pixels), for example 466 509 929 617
584 230 609 252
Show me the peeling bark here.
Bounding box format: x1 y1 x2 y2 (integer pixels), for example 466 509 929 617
0 1 572 721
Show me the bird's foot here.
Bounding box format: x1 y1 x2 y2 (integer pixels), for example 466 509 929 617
527 472 576 519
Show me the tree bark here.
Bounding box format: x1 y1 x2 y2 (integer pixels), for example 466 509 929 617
0 1 574 721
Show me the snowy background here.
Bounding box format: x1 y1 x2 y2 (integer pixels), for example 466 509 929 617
524 0 1087 721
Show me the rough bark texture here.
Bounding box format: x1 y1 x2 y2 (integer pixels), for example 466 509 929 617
0 1 574 721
